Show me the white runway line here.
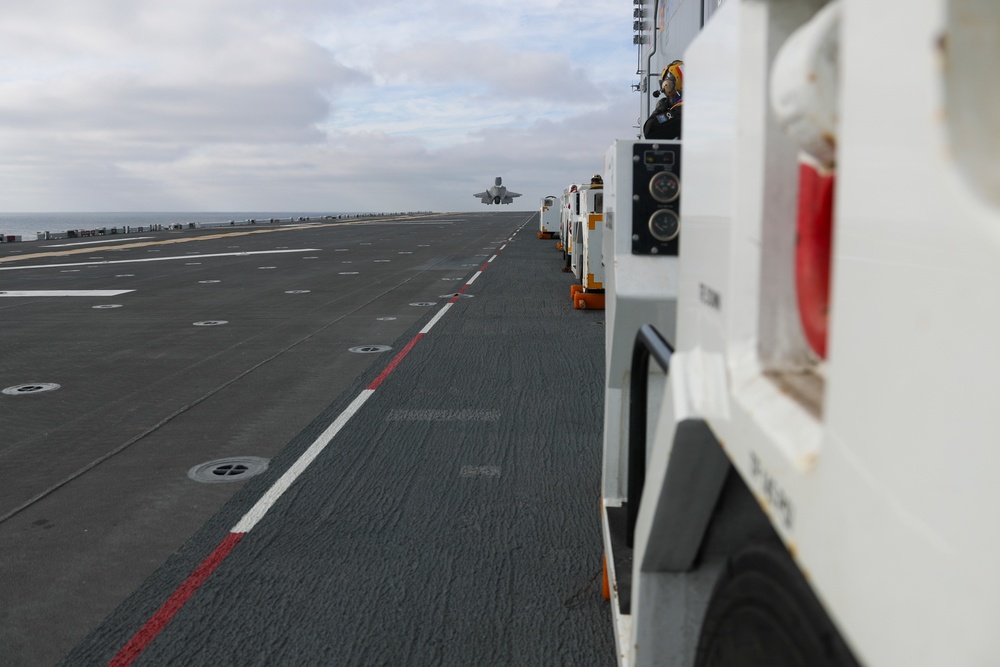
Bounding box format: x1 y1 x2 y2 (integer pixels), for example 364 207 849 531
231 390 375 534
0 249 321 271
0 290 136 297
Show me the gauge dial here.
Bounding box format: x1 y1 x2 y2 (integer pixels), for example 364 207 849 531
648 209 680 242
648 171 680 203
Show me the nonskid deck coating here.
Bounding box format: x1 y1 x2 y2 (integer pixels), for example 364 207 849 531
0 212 614 666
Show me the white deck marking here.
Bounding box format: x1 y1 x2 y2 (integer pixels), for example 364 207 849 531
225 221 509 535
231 390 375 534
0 249 320 271
357 221 458 225
41 237 155 247
388 409 500 422
0 289 136 297
459 465 501 478
419 302 453 334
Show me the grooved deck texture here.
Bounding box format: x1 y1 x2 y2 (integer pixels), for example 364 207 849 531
60 218 615 666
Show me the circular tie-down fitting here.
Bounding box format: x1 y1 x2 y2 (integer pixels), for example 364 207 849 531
349 344 392 354
3 383 61 396
187 456 269 484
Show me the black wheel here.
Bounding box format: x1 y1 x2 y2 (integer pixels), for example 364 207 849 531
695 546 860 667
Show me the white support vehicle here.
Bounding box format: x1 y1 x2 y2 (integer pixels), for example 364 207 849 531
569 185 588 281
573 178 606 309
560 184 580 270
538 196 560 239
602 0 1000 666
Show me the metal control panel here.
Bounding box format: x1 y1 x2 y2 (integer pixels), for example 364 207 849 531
631 142 682 256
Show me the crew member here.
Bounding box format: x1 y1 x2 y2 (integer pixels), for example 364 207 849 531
642 60 684 140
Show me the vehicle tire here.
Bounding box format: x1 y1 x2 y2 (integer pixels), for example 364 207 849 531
694 545 860 667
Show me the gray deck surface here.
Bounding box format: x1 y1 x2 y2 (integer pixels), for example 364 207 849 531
1 212 614 666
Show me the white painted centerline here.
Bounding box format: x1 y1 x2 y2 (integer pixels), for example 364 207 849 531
0 249 321 271
0 290 136 297
419 302 453 334
231 390 375 534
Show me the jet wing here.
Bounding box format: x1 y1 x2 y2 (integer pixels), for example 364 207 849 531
500 191 522 203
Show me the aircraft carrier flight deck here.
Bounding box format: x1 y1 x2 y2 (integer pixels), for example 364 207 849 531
0 212 615 666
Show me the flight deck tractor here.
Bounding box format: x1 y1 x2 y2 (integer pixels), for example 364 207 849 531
560 184 580 270
599 0 1000 666
569 183 592 283
538 196 560 239
571 177 606 310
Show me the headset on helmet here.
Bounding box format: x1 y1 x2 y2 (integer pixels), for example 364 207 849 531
661 60 684 95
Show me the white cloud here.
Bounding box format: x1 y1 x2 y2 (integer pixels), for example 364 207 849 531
374 39 603 102
0 0 640 212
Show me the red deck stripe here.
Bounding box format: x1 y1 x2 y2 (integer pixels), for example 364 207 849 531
106 532 245 667
366 333 424 391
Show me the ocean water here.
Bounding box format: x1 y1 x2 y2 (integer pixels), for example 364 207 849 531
0 212 355 240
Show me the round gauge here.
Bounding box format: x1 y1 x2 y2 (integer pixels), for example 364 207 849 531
648 171 680 203
648 209 680 242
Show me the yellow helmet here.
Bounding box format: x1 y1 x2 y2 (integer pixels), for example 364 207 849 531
660 60 684 95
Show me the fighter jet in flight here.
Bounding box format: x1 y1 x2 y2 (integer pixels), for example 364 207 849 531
474 177 522 205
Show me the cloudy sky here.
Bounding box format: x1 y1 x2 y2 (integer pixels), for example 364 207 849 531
0 0 641 213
